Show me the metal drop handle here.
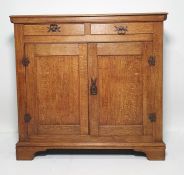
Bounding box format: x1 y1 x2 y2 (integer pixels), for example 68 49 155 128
48 24 61 32
90 78 97 95
114 25 128 35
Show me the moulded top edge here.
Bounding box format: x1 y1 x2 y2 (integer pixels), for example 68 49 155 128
10 12 168 24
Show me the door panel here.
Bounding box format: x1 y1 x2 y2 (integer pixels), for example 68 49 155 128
25 44 88 136
37 56 79 125
88 42 153 138
98 55 143 126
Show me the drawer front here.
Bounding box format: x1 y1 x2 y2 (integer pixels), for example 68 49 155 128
91 23 153 35
24 24 84 36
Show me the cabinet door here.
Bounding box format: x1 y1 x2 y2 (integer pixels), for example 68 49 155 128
25 43 88 136
88 42 154 140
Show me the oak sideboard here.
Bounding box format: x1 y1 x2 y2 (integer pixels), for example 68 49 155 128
10 13 167 160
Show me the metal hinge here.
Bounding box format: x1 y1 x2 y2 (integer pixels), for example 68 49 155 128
24 113 31 123
148 113 156 122
22 57 30 67
148 56 156 66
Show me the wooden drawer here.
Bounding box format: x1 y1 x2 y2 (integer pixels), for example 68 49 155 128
91 23 153 35
24 24 84 35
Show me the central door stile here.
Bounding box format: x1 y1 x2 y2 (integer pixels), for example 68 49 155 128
88 43 99 136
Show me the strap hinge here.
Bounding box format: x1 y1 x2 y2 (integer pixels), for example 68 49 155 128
148 113 156 122
22 57 30 67
24 113 31 123
148 56 156 66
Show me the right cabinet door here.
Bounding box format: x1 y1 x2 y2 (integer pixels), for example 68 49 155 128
88 42 155 141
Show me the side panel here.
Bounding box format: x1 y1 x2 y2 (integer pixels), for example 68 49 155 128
153 22 163 141
14 24 27 141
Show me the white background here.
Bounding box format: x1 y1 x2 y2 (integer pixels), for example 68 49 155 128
0 0 184 174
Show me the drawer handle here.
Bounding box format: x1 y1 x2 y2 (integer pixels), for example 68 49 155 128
114 25 128 35
90 78 97 95
48 24 61 32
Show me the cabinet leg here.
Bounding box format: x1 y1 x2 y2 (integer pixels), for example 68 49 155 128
145 147 165 160
16 146 46 160
134 147 165 160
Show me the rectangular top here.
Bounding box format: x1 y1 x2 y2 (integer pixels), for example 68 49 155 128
10 13 168 24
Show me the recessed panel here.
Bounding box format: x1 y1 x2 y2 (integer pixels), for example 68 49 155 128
98 55 143 125
37 56 80 125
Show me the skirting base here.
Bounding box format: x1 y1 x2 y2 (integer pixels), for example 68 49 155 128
16 142 165 160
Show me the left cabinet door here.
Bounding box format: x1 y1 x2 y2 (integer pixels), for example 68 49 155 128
25 43 88 137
